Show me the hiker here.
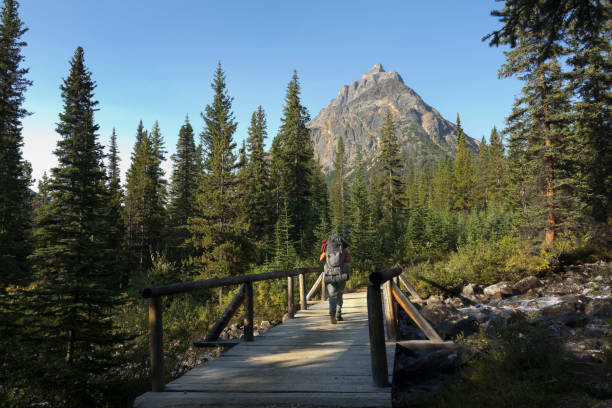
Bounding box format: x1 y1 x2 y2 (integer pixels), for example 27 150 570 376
320 234 351 324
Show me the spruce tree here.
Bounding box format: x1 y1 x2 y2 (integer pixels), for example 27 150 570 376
330 136 348 236
453 114 476 211
271 71 317 257
107 128 126 287
377 110 404 222
168 117 198 260
0 0 32 278
372 110 404 262
349 146 375 271
431 158 453 212
475 136 490 209
240 106 273 254
189 62 248 278
486 126 508 206
28 47 122 405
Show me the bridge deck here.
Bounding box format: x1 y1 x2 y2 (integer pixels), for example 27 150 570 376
134 289 394 407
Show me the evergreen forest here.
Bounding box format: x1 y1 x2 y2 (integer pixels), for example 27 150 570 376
0 0 609 406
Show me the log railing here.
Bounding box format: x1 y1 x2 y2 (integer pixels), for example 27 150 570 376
366 266 452 387
142 266 323 391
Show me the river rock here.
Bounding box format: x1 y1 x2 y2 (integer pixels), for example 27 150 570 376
393 346 472 382
421 305 478 339
461 283 481 297
426 295 444 306
483 281 515 298
585 298 612 318
444 297 464 308
513 276 542 293
541 300 582 316
480 308 525 332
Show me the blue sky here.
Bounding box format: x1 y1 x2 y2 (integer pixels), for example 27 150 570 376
18 0 520 186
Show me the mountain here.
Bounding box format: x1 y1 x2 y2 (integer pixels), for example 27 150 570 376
308 63 479 176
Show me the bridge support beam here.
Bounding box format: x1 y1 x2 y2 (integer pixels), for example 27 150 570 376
149 296 164 392
367 285 389 387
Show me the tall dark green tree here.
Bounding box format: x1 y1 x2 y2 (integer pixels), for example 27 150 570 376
349 146 376 271
486 0 608 245
486 126 509 205
239 106 273 255
189 62 248 278
271 71 317 257
168 117 198 260
330 136 349 235
453 114 476 211
372 110 404 261
28 47 122 405
125 121 167 269
0 0 32 277
106 128 126 287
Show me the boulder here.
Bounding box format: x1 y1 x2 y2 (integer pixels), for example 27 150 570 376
444 297 464 308
585 298 612 318
421 305 478 339
513 276 542 294
394 346 472 382
461 283 481 297
426 295 444 306
259 320 272 332
541 300 581 316
483 281 515 298
480 308 525 332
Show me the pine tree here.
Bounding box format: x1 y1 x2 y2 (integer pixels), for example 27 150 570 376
107 128 126 287
240 106 273 254
28 47 122 405
0 0 32 278
374 110 404 261
431 158 454 212
168 117 198 260
125 121 167 269
271 71 317 257
330 136 348 235
475 136 490 209
189 62 248 278
486 126 508 205
349 146 375 271
453 114 476 211
566 11 611 225
486 0 603 245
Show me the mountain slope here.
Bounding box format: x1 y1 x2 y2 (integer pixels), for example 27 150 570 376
308 63 479 175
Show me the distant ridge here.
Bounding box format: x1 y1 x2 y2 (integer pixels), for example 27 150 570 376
308 63 479 176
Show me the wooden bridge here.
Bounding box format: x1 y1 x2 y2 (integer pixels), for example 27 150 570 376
134 267 450 407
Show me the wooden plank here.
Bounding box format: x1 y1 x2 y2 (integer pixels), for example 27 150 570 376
397 340 456 349
193 339 240 347
134 392 391 408
149 296 164 392
367 285 389 387
391 281 443 342
287 276 294 318
399 274 423 302
205 284 245 341
382 280 398 341
306 272 323 301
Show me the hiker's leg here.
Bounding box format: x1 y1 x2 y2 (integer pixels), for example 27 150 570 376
335 281 346 318
326 282 337 315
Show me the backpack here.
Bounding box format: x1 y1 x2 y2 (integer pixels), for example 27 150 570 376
323 234 350 284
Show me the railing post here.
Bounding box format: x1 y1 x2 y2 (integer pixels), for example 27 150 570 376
287 276 294 318
244 281 254 341
367 285 389 387
149 296 164 392
321 272 327 301
382 280 398 341
299 273 306 310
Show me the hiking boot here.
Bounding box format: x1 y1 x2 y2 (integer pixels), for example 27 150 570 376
330 314 337 324
336 314 343 321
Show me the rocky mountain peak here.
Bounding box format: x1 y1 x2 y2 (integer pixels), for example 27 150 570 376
366 62 385 74
308 64 478 176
